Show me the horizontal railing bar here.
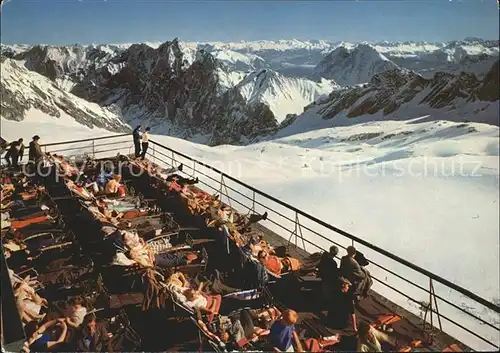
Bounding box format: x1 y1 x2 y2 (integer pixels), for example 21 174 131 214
41 133 130 147
151 148 171 161
176 151 500 328
204 169 500 330
94 147 132 155
149 139 500 314
151 156 302 241
223 179 499 329
147 149 498 347
179 162 301 225
91 140 131 149
139 148 500 333
373 278 499 350
181 163 222 186
45 145 93 154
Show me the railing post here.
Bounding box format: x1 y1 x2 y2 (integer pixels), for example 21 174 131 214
92 140 95 159
430 279 443 331
219 175 224 198
152 144 156 163
251 190 256 213
288 212 306 250
429 278 434 332
296 212 306 250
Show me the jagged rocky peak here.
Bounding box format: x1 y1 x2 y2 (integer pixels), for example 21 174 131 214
14 44 118 81
294 60 499 127
0 58 129 132
477 60 500 101
240 69 277 86
314 43 399 86
194 49 220 71
370 68 425 89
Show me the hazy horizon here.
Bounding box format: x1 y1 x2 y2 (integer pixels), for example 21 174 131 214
1 0 498 45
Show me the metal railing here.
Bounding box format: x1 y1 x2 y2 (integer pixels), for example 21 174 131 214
35 133 499 351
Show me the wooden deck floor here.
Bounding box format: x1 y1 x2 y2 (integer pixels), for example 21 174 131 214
3 158 471 352
252 223 470 352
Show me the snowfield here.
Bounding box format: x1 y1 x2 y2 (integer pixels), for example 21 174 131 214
2 112 499 350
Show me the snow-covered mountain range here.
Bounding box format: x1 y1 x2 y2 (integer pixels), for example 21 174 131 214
1 38 498 144
278 62 499 136
313 44 400 86
3 37 498 79
0 57 129 132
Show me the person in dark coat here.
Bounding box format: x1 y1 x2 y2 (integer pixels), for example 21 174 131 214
326 277 358 332
340 246 372 299
28 135 44 178
318 245 340 305
28 135 44 163
140 127 150 160
132 125 141 158
76 313 110 352
4 138 25 168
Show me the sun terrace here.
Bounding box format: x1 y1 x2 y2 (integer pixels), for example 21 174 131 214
1 133 498 352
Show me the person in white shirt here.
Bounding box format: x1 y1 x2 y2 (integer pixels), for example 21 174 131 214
140 127 150 160
63 296 88 328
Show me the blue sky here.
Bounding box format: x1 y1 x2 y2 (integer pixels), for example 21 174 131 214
1 0 499 44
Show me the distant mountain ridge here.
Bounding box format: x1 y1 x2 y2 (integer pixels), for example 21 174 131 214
1 37 498 145
3 37 498 78
0 57 129 132
279 61 499 136
313 44 400 86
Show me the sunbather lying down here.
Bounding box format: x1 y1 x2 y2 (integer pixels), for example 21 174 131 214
167 282 222 321
87 200 123 224
116 230 198 269
257 250 302 277
197 306 281 350
14 277 49 324
49 154 81 177
242 233 275 257
66 180 94 200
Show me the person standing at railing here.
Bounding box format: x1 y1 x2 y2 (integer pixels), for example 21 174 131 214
140 127 150 160
318 245 340 307
28 135 44 177
326 277 357 333
4 138 25 168
132 125 142 158
340 246 372 300
28 136 43 163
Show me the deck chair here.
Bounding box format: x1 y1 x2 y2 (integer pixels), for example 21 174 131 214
398 340 422 352
190 316 228 353
101 265 148 294
66 181 95 201
9 213 57 230
169 289 197 318
36 257 94 287
8 201 58 220
222 289 262 302
442 344 462 352
10 221 66 238
373 314 402 328
9 269 43 292
108 318 142 351
246 254 290 283
146 232 176 254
